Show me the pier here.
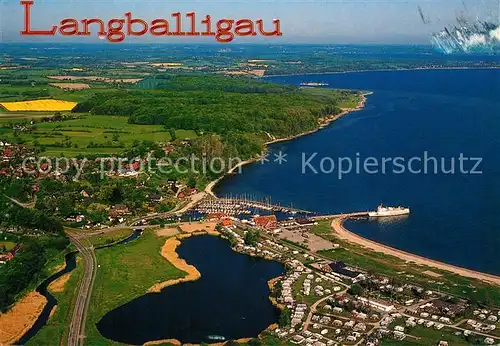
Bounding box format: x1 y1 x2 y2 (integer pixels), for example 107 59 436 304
196 196 315 216
312 211 369 221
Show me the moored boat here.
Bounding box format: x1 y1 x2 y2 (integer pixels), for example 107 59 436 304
368 204 410 217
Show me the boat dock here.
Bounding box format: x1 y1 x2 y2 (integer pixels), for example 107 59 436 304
196 196 315 216
312 211 370 221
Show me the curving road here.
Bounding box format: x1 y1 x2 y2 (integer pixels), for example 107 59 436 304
67 234 97 346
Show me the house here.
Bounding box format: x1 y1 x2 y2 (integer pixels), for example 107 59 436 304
148 194 163 203
393 331 405 340
484 337 494 345
327 261 365 282
0 254 10 264
394 326 405 332
254 215 278 230
110 204 130 216
80 190 90 198
221 218 233 227
0 244 21 264
117 168 139 177
2 148 13 158
406 320 416 327
295 218 317 226
487 315 498 322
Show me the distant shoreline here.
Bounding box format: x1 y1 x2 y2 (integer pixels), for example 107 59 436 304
263 66 500 78
204 91 370 197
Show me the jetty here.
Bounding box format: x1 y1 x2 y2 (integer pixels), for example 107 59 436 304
196 196 315 216
312 211 369 221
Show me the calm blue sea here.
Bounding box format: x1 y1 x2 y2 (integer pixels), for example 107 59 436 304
215 68 500 275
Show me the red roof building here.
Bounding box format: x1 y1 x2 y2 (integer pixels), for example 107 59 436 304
254 215 278 229
221 218 233 227
207 212 227 220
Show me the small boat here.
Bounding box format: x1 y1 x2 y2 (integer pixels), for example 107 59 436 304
207 335 226 341
369 204 410 217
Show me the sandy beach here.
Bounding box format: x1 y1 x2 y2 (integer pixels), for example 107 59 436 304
148 236 202 293
48 272 72 293
0 292 47 345
331 217 500 286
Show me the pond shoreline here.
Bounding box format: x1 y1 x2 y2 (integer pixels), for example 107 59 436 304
144 230 286 346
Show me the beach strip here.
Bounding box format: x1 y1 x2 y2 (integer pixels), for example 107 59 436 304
331 217 500 286
148 236 201 293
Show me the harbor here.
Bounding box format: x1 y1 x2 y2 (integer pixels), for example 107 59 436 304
195 196 315 218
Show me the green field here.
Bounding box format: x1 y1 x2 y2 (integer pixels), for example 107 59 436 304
0 115 198 156
0 84 114 103
381 325 473 346
88 229 134 247
85 230 185 345
0 241 16 252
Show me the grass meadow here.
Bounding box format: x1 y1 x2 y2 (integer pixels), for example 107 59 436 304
1 115 197 156
85 230 185 345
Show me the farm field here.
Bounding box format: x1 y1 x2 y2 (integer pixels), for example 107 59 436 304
1 115 198 156
0 99 77 112
84 230 185 345
0 112 55 124
0 241 16 252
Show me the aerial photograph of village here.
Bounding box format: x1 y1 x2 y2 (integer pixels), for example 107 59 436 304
0 0 499 346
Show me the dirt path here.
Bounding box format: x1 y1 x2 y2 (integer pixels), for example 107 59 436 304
331 218 500 286
176 192 207 213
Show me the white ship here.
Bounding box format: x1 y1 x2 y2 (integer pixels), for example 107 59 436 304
369 204 410 217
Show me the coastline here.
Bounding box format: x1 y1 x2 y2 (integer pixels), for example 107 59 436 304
263 66 500 78
146 230 286 346
203 80 500 286
205 91 370 197
331 217 500 286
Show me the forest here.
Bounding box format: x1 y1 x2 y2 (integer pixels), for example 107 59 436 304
0 236 69 312
74 75 361 157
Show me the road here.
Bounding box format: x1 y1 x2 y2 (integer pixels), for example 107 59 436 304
303 293 338 331
67 234 97 346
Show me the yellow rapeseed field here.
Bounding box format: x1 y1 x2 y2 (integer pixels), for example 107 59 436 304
0 99 77 112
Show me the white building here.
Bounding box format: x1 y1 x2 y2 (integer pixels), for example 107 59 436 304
358 297 395 312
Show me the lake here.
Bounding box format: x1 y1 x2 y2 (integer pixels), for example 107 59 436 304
96 235 285 345
215 68 500 275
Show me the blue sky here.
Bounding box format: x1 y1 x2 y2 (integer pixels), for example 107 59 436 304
0 0 498 44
